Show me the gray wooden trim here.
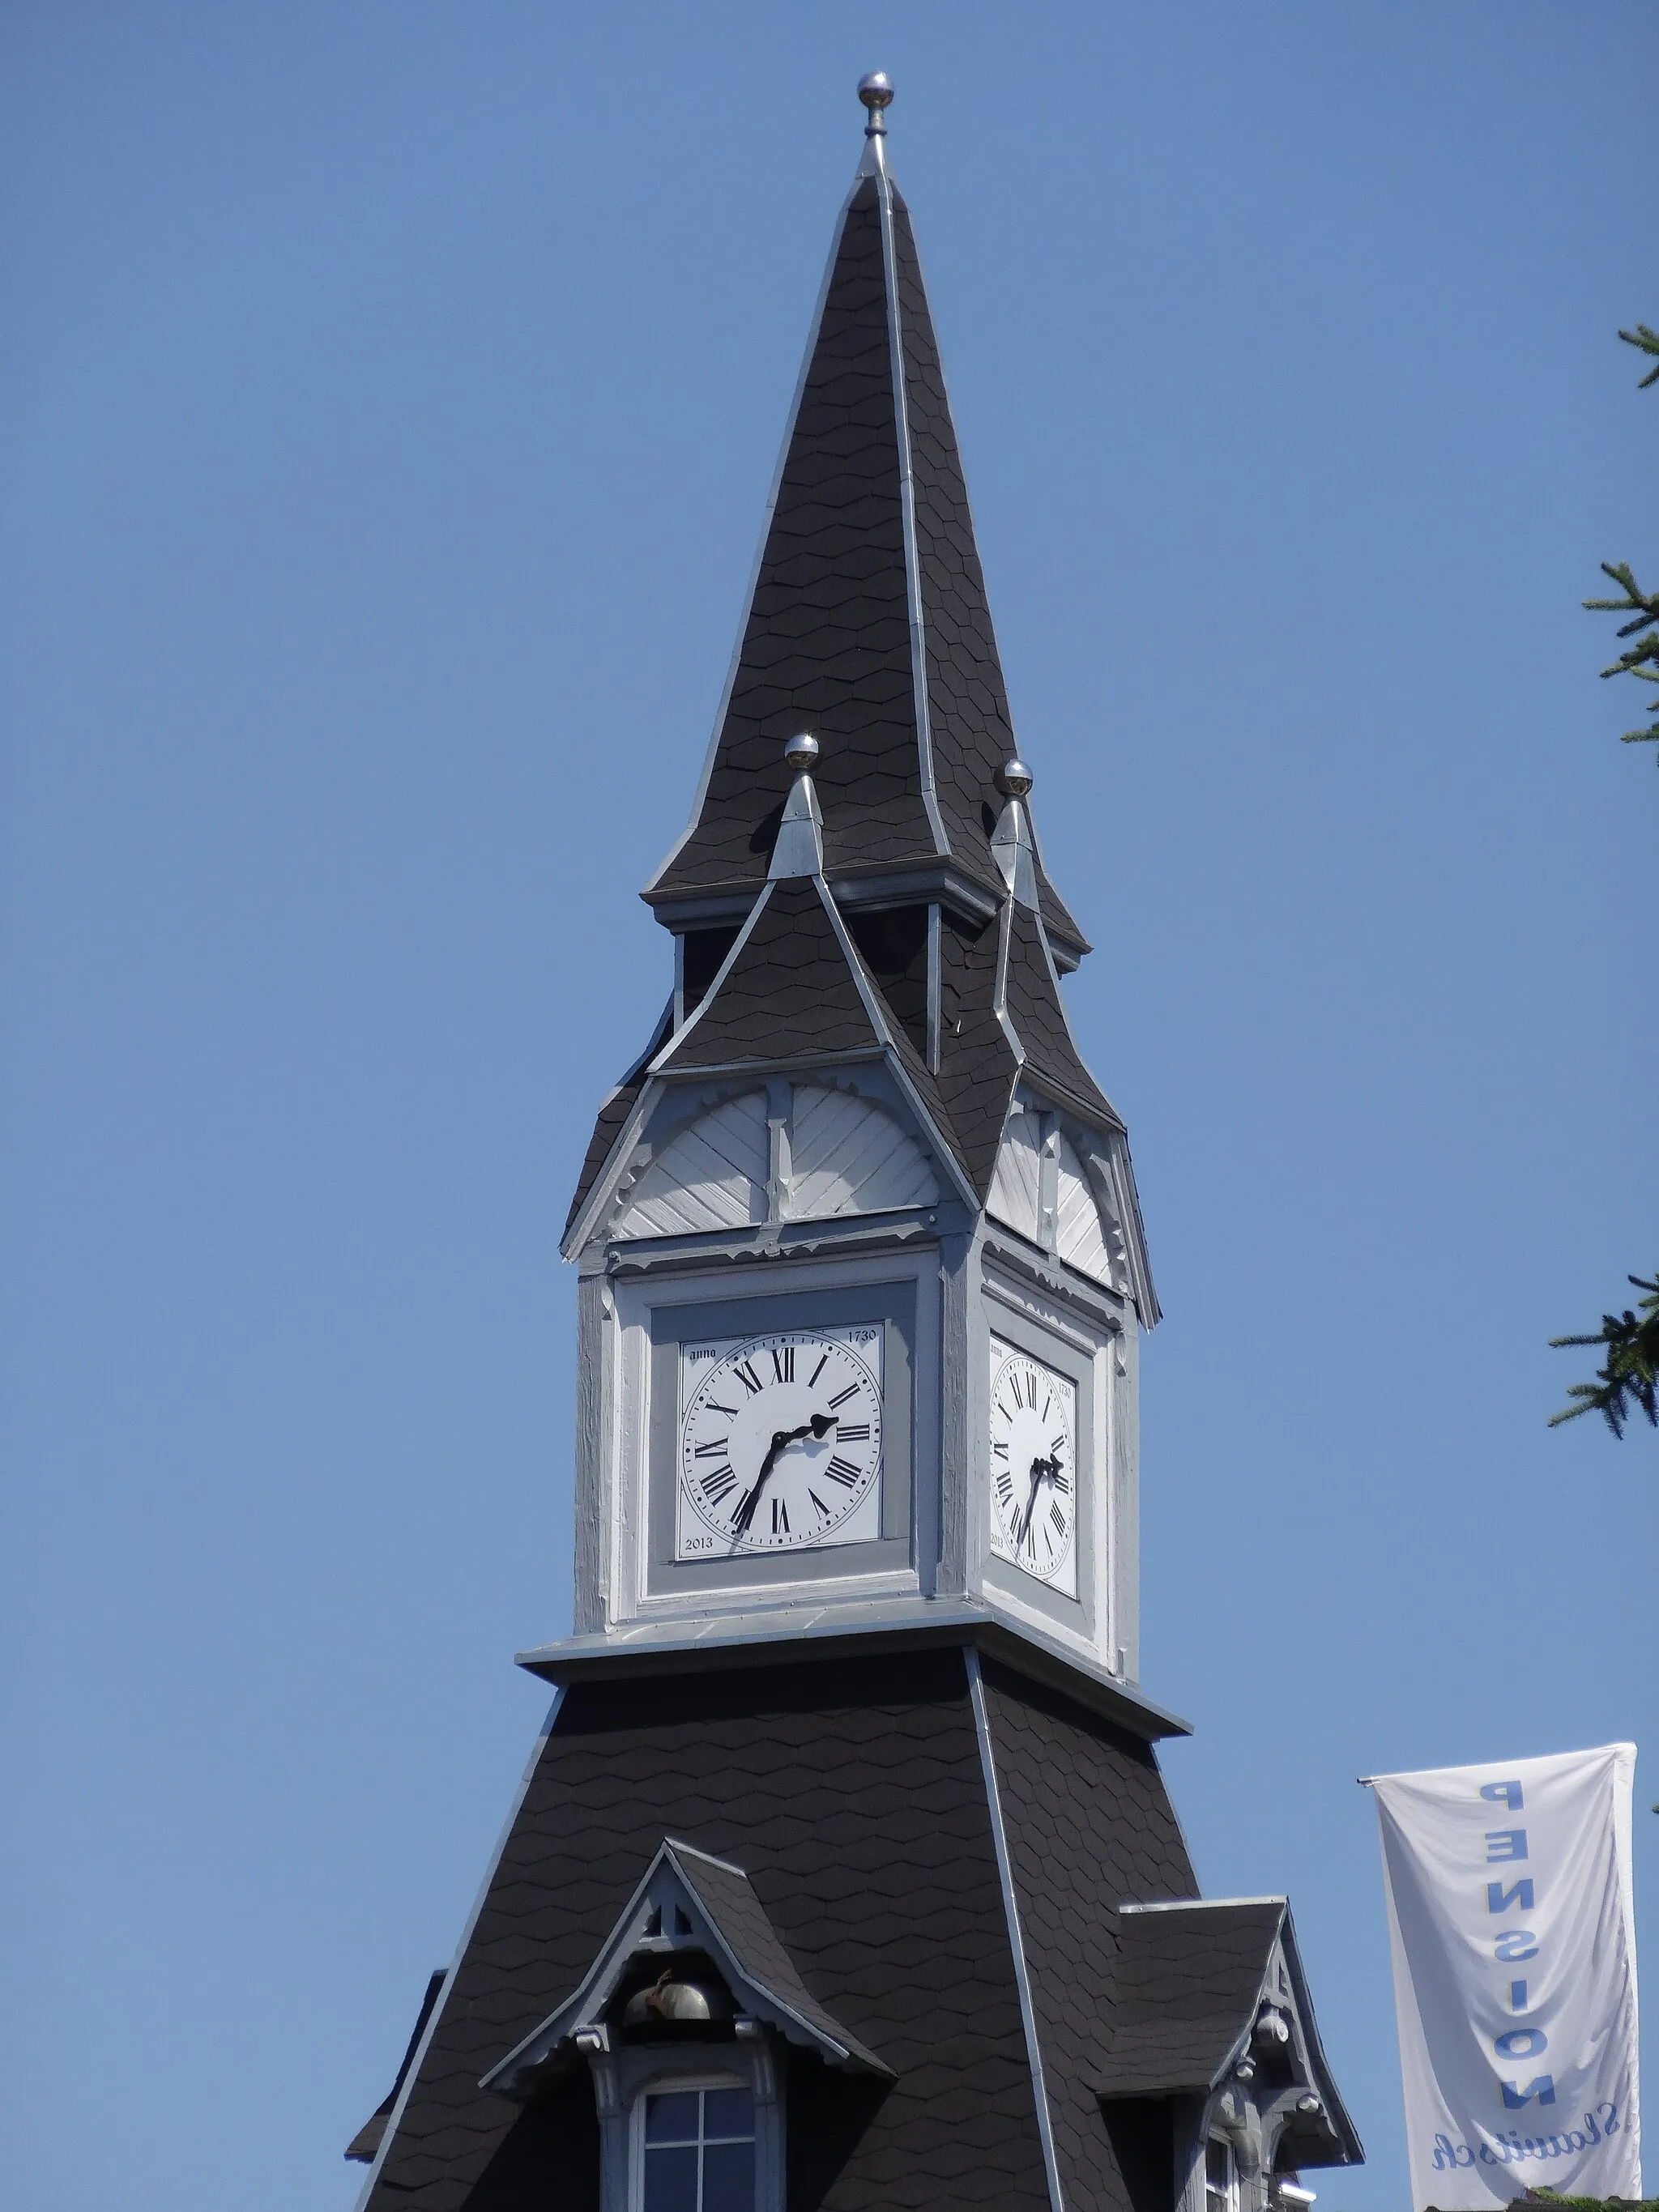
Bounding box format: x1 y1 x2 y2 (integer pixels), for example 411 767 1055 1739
966 1647 1065 2212
574 1273 612 1633
517 1611 1193 1740
876 165 950 859
926 901 942 1073
605 1208 949 1280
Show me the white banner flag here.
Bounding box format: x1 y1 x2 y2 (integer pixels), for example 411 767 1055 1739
1369 1744 1640 2210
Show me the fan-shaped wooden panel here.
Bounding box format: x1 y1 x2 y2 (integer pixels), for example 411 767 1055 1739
788 1085 938 1220
1054 1133 1115 1285
613 1091 769 1239
987 1110 1042 1242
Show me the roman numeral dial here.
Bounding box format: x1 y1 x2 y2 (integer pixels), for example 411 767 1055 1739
677 1329 883 1556
987 1343 1077 1593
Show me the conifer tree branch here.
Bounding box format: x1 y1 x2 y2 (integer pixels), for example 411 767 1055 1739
1584 338 1659 752
1550 1276 1659 1438
1618 321 1659 388
1550 329 1658 1438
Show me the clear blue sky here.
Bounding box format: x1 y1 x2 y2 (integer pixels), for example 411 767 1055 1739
3 6 1653 2208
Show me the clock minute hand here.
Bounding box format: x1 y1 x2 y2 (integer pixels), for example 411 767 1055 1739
731 1430 790 1534
1017 1460 1043 1546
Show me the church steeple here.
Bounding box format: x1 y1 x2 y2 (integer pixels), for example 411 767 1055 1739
346 86 1363 2212
569 86 1153 1324
644 74 1086 969
554 76 1158 1695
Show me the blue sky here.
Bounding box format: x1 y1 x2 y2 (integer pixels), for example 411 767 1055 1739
3 6 1654 2208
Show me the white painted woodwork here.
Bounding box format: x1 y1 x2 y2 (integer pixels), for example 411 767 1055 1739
1055 1134 1115 1286
613 1090 768 1238
787 1085 938 1220
986 1110 1042 1242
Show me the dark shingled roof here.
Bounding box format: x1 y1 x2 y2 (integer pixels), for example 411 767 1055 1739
671 1843 890 2074
356 1642 1358 2208
361 1648 1056 2212
645 164 1082 963
885 195 1083 958
658 879 881 1072
976 1659 1197 2211
1000 904 1124 1135
1098 1900 1286 2098
934 910 1021 1194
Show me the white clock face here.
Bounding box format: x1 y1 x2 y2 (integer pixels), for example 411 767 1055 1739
988 1340 1077 1596
676 1328 883 1558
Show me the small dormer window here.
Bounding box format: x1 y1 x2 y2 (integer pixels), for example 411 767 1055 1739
639 2081 757 2211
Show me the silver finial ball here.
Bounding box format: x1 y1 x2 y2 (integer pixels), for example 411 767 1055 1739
857 71 894 113
996 757 1033 798
784 731 820 772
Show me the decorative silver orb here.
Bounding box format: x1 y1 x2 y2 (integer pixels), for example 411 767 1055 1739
784 731 820 771
996 757 1033 798
857 71 894 112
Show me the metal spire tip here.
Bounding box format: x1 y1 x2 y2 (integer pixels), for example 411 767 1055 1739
857 71 893 135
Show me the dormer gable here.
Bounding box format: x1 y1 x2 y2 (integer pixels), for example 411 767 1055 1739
482 1838 889 2098
1098 1897 1363 2176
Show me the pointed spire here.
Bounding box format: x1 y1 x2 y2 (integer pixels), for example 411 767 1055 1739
566 81 1153 1311
644 78 1088 968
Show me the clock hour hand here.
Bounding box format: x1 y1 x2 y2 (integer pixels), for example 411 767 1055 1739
1017 1454 1062 1545
731 1414 839 1533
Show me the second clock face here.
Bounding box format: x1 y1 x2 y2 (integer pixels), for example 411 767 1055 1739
676 1328 884 1558
988 1340 1078 1596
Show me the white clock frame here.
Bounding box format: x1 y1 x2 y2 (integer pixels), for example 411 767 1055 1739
580 1247 942 1632
974 1247 1130 1673
674 1325 885 1559
987 1336 1079 1598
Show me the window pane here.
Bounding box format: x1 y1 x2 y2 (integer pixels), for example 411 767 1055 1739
701 2137 756 2212
702 2088 755 2142
1205 2139 1232 2212
642 2143 699 2212
646 2092 701 2145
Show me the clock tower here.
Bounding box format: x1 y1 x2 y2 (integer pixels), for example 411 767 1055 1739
348 78 1361 2212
